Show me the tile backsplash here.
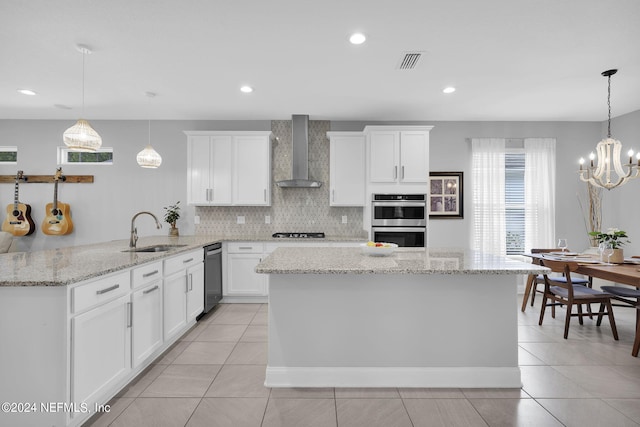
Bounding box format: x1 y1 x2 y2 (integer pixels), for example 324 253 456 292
195 120 366 237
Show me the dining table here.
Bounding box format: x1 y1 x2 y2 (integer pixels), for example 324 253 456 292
523 251 640 356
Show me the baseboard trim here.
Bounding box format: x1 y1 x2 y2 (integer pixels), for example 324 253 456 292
265 366 522 388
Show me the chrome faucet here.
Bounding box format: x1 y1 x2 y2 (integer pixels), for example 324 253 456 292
130 211 162 248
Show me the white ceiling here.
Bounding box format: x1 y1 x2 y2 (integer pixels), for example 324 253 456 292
1 0 639 122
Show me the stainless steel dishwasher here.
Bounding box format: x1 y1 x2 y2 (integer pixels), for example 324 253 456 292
203 242 222 314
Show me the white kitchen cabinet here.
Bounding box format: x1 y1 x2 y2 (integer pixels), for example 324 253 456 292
163 248 204 341
131 281 163 368
185 131 272 206
163 269 188 341
327 132 366 206
365 126 432 184
71 292 131 408
234 135 271 205
187 261 205 322
225 242 267 297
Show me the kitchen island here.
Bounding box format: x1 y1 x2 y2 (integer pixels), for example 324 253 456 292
256 247 548 388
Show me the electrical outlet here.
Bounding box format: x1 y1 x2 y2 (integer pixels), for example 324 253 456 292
342 215 348 224
265 215 271 224
194 215 200 224
237 215 245 224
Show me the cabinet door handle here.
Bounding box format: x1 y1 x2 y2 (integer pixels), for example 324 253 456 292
394 166 398 179
264 189 267 202
143 285 159 294
332 189 335 202
96 284 119 295
210 188 214 201
239 246 253 250
142 270 159 278
401 166 405 179
126 302 132 328
183 258 194 264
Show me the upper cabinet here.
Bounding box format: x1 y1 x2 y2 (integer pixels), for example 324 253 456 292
185 131 272 206
327 132 366 206
364 126 433 184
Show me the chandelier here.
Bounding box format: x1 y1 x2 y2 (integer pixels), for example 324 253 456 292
578 69 639 190
63 44 102 152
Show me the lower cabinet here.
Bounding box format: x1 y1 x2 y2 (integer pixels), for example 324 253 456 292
223 241 364 301
71 293 131 408
163 269 188 340
131 281 163 368
163 248 204 340
187 262 205 321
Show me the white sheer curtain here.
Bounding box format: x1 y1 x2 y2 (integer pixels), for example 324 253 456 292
471 138 506 255
524 138 556 250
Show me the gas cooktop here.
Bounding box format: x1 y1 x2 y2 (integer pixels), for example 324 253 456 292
272 232 325 239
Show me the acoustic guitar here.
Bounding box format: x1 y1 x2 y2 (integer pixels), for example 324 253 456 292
42 168 74 235
2 171 36 236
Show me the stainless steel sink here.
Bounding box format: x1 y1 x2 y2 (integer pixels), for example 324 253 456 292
124 244 188 253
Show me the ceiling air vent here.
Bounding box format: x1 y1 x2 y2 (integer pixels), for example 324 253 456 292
397 51 425 70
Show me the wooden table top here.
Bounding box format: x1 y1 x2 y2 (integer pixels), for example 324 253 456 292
526 253 640 288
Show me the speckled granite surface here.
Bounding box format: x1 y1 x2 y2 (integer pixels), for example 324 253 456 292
0 234 366 287
256 247 550 275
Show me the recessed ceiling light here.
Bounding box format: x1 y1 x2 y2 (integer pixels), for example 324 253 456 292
18 89 36 96
349 33 366 45
443 87 456 94
240 85 253 93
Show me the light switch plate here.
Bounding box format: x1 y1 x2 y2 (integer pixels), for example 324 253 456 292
342 215 348 224
265 215 271 224
237 215 245 224
194 215 200 224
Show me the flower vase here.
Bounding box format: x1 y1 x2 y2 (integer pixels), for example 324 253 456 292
169 226 179 237
609 248 624 264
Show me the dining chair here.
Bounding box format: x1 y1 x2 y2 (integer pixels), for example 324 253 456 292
522 248 591 313
538 258 618 340
599 284 640 357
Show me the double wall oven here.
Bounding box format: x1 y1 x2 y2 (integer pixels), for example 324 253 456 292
371 194 427 248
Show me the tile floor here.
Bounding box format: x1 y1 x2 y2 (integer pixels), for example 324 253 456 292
85 296 640 427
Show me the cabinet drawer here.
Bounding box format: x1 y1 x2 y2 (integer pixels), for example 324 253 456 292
131 261 163 289
227 242 264 253
72 271 130 313
164 249 203 275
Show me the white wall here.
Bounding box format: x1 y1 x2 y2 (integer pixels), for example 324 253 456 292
0 119 270 252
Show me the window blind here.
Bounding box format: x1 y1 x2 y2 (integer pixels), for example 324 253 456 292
505 152 525 254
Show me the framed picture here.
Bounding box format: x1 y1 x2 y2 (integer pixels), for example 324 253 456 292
429 172 463 219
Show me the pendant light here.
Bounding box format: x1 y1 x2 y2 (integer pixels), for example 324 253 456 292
578 69 640 189
136 92 162 168
63 44 102 152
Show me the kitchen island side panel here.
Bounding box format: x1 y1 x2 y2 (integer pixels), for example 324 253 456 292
266 273 520 388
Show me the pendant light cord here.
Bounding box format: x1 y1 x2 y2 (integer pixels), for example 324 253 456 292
607 73 612 138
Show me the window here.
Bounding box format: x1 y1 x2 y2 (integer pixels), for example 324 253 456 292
505 151 525 254
0 146 18 164
471 138 555 256
58 147 113 165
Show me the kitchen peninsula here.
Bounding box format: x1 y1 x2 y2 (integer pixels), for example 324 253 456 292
256 247 548 388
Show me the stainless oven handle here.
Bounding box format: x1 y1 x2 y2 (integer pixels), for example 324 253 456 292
372 202 426 207
371 227 426 232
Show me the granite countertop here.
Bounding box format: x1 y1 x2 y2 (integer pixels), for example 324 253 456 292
256 247 550 275
0 234 367 287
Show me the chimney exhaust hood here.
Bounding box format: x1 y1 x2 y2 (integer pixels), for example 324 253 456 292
276 115 323 188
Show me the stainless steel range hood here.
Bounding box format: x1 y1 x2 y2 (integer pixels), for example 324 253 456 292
276 115 323 188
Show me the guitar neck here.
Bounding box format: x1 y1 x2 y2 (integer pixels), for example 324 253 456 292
53 179 58 210
13 178 19 211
